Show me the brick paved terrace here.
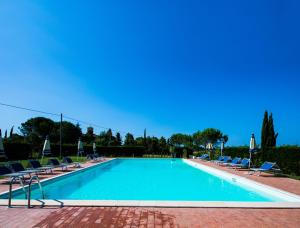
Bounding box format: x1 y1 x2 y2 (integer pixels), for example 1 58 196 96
0 206 300 227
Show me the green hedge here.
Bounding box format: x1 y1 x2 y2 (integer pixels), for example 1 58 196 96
1 143 146 159
50 145 146 157
224 146 300 176
2 142 31 161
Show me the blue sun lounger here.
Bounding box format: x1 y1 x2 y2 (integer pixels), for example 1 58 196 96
198 154 209 160
211 156 224 163
216 156 232 165
249 162 281 176
228 158 249 169
220 157 241 166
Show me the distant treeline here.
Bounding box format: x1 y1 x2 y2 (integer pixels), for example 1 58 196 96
2 116 229 155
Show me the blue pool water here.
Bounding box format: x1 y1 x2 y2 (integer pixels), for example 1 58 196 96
2 159 282 201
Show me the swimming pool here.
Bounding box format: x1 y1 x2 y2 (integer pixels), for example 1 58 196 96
2 158 300 203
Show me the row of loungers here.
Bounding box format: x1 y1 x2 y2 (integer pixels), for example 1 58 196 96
197 154 281 176
0 157 80 182
86 153 105 162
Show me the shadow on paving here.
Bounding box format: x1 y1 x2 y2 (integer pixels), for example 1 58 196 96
32 207 177 228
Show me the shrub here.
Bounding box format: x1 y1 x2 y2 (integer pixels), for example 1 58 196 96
2 142 31 160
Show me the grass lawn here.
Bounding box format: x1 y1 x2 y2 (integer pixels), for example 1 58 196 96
0 156 88 179
0 156 88 168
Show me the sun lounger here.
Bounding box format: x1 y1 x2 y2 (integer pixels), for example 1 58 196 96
86 154 97 161
0 165 25 178
8 162 41 177
0 166 26 184
95 153 105 161
248 162 281 176
197 154 209 161
87 153 104 162
228 158 249 169
28 160 53 173
48 158 68 171
220 157 241 166
216 156 232 165
63 157 81 168
211 156 224 163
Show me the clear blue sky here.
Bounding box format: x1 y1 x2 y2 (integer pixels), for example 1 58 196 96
0 0 299 145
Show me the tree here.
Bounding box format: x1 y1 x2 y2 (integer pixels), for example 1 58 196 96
82 127 95 144
159 136 167 153
115 132 122 146
266 113 278 147
106 129 113 146
261 111 269 150
148 137 159 153
95 131 108 146
194 128 228 148
19 117 55 140
4 130 7 139
9 126 14 138
193 131 205 148
58 122 82 144
124 133 135 146
19 117 56 149
221 135 229 143
169 133 192 147
135 137 145 146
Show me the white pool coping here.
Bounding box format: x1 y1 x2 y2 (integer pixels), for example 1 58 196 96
1 158 300 208
0 159 116 198
183 159 300 203
1 199 300 208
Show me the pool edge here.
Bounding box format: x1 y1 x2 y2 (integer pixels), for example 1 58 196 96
1 199 300 208
183 159 300 203
0 158 117 197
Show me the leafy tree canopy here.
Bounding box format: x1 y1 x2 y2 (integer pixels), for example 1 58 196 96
19 117 55 141
193 128 228 148
169 133 192 147
124 133 135 146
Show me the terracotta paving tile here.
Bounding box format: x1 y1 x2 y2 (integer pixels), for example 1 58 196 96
5 206 292 227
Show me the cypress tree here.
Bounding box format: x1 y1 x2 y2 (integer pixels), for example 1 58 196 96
106 129 113 146
267 113 278 147
9 126 14 138
115 132 122 146
144 128 147 148
261 111 269 150
144 129 146 144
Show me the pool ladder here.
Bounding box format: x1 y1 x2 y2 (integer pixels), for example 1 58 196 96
8 175 45 208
